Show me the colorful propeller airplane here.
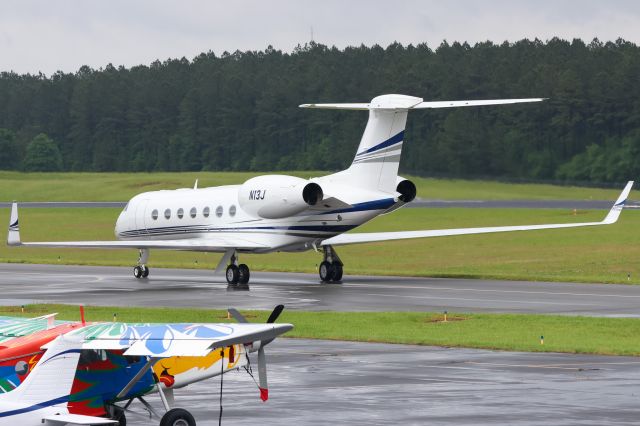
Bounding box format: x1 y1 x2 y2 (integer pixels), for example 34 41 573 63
0 306 291 426
6 94 635 289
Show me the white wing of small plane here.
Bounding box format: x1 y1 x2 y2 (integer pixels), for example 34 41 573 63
57 322 293 358
321 181 634 247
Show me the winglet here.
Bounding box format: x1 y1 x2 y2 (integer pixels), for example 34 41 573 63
7 201 21 246
603 181 634 224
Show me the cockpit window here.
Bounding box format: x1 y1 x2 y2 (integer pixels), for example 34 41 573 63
151 209 158 220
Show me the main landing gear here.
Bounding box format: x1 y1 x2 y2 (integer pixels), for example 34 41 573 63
226 252 250 290
319 245 343 283
133 249 150 279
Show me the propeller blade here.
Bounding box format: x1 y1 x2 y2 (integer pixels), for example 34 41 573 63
258 346 268 401
266 305 285 324
228 308 248 323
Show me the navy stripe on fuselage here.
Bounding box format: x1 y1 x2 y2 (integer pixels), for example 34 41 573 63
355 131 404 157
0 395 69 417
326 198 395 214
119 224 358 239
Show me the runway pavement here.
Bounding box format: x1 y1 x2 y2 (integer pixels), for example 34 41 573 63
2 263 640 316
128 338 640 426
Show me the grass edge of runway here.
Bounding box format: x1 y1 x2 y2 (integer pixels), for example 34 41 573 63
5 304 640 356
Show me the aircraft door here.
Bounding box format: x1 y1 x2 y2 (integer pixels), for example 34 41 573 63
135 200 149 234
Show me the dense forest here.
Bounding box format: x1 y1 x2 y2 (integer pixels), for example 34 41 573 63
0 38 639 183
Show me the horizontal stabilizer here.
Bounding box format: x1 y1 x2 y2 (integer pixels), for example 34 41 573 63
300 96 545 111
43 413 118 424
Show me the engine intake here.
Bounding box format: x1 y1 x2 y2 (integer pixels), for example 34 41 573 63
396 179 416 203
302 183 323 206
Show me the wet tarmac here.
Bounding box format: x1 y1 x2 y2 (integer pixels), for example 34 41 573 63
2 263 640 317
128 339 640 426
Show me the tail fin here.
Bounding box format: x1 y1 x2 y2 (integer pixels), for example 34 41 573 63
1 335 81 403
7 202 20 246
300 95 545 194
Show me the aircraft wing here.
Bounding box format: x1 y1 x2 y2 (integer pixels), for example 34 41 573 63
6 206 268 251
61 322 293 357
0 314 67 341
321 181 634 247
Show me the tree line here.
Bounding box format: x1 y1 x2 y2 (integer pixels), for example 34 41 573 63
0 38 639 183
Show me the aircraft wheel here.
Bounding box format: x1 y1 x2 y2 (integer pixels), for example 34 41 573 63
133 266 143 279
159 408 196 426
112 407 126 426
332 264 343 282
319 261 335 282
238 264 250 285
226 264 240 285
142 265 150 278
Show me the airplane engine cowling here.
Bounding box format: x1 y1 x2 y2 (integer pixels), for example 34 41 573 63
238 175 324 219
396 178 417 203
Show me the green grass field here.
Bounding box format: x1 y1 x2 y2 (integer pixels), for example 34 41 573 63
5 304 640 356
1 206 639 284
0 171 627 201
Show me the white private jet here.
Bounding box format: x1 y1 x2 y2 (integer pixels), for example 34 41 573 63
7 94 634 289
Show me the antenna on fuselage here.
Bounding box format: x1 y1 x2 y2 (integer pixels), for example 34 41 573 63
194 179 198 189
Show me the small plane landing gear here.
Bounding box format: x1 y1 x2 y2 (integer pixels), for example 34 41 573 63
133 249 150 279
225 252 250 290
319 245 343 283
160 408 196 426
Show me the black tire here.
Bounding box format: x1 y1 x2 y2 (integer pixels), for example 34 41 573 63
142 265 150 278
332 264 343 282
226 264 240 285
238 264 250 285
319 261 335 282
133 266 142 279
160 408 196 426
112 407 126 426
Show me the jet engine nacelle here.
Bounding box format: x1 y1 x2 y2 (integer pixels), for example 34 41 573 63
238 175 324 219
396 177 416 203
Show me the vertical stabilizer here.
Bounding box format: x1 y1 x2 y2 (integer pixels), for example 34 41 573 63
348 95 422 192
7 202 20 246
1 335 81 403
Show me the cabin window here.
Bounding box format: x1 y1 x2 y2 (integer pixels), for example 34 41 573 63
190 207 197 218
151 209 158 220
177 208 184 219
203 207 210 218
229 205 236 217
216 206 223 217
164 209 171 219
